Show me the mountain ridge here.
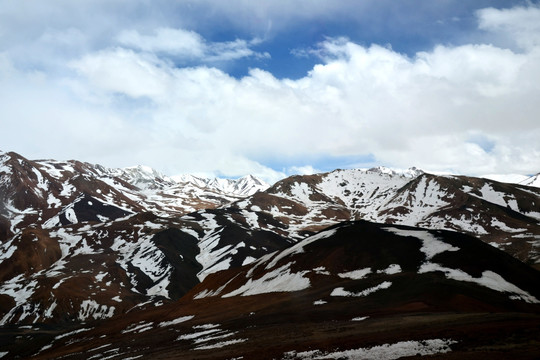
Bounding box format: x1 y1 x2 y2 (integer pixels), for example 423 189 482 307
0 150 539 359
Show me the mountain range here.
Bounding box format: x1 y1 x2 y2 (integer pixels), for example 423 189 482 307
0 150 539 359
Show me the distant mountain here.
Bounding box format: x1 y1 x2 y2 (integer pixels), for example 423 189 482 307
0 151 276 325
0 150 268 239
10 221 540 359
231 168 540 265
172 173 268 197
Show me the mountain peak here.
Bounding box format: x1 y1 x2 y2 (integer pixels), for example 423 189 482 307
366 166 424 178
170 174 268 196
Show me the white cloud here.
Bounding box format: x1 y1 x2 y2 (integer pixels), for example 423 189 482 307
477 4 540 50
67 33 540 176
71 49 172 99
1 2 540 182
117 28 205 57
287 165 321 176
116 27 268 62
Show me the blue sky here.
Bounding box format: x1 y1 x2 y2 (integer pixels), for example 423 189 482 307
1 1 539 182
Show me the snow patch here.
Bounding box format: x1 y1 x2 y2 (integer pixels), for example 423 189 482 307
194 338 247 350
55 327 92 340
377 264 402 275
122 321 154 334
242 256 257 266
78 300 115 321
490 218 526 233
338 268 371 280
331 281 392 297
385 228 459 260
419 263 539 304
283 338 456 359
158 315 195 327
222 263 310 298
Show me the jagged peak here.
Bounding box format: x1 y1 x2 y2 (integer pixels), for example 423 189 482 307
366 166 424 178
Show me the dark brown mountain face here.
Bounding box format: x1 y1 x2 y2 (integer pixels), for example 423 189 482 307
5 221 539 360
0 151 539 359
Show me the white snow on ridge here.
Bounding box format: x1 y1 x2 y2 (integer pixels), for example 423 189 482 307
385 228 459 260
317 168 414 211
171 174 268 196
383 177 451 226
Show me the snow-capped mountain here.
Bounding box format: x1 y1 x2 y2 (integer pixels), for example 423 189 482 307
1 150 539 359
110 165 176 190
9 221 540 359
172 173 268 196
0 151 268 239
230 168 540 265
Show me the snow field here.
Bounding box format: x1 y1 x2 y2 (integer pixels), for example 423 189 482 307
176 323 247 351
0 275 39 325
121 321 154 334
222 263 311 298
158 315 195 327
283 338 457 359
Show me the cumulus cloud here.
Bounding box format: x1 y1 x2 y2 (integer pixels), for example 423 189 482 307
1 2 540 182
68 32 540 177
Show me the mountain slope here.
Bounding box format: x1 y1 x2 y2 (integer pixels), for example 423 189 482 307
229 169 540 265
0 209 292 325
10 221 539 360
